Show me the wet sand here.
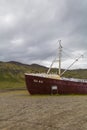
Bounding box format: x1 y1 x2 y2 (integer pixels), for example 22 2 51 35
0 90 87 130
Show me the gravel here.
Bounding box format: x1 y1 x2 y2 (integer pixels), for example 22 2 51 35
0 90 87 130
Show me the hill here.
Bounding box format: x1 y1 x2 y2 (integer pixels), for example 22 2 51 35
0 61 47 89
0 61 87 90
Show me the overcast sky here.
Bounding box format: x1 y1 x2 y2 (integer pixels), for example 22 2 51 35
0 0 87 69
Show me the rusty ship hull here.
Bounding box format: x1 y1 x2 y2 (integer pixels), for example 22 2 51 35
25 74 87 95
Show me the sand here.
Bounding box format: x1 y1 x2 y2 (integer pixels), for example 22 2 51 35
0 90 87 130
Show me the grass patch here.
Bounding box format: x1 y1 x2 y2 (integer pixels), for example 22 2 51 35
0 81 26 90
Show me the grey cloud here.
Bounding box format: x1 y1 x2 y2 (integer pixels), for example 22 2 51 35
0 0 87 69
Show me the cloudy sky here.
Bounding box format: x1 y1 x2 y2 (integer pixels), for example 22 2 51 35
0 0 87 69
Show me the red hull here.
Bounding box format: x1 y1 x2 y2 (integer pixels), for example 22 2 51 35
25 74 87 94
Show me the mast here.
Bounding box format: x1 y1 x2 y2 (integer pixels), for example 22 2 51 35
47 57 56 74
47 40 62 75
47 40 83 76
58 40 62 76
60 54 83 76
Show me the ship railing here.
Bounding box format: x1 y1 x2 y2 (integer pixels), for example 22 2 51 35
62 77 87 83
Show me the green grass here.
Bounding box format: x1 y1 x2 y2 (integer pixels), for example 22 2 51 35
0 81 26 90
0 62 27 90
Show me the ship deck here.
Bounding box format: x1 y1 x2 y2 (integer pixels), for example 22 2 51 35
25 73 60 79
25 73 87 83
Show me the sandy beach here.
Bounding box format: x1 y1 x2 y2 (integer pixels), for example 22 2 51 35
0 90 87 130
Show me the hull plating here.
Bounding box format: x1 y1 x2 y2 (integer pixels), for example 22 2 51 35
25 74 87 94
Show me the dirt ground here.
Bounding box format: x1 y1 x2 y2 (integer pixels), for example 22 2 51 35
0 90 87 130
